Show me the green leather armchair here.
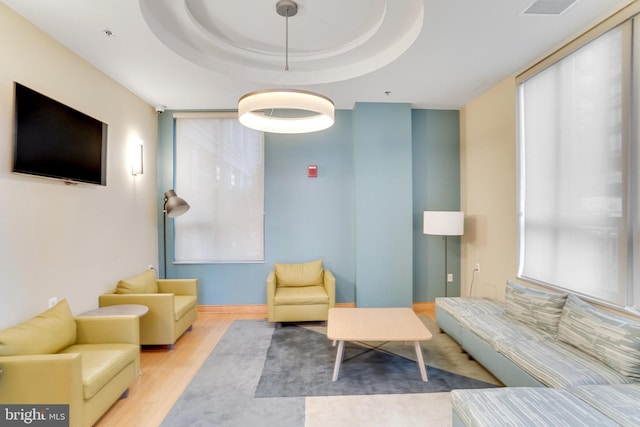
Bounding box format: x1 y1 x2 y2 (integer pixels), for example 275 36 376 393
0 299 140 427
99 270 198 348
267 259 336 323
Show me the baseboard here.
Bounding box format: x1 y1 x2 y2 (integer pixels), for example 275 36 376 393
336 302 356 308
413 301 436 312
197 301 356 314
198 304 267 314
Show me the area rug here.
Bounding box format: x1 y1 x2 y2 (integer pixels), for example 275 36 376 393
255 323 496 397
161 318 500 427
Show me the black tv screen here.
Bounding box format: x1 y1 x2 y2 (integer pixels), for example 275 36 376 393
13 82 108 186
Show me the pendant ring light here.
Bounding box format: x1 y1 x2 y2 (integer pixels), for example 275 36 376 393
238 0 335 134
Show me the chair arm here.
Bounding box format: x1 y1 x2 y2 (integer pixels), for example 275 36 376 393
157 279 198 296
266 271 276 319
324 269 336 307
0 353 83 406
75 315 140 345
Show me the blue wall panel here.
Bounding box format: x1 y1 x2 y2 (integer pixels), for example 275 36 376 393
157 110 355 305
157 107 459 306
412 109 461 301
264 111 355 303
353 103 413 307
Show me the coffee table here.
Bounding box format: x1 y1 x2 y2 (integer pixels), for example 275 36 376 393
327 307 433 382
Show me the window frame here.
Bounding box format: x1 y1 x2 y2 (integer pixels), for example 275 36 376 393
172 112 265 264
515 6 640 311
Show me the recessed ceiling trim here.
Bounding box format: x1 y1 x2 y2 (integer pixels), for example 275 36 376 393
139 0 424 85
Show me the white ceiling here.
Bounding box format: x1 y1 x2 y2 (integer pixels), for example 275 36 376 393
1 0 633 110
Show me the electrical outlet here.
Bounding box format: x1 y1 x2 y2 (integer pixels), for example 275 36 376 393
48 297 58 308
474 263 481 272
447 273 453 282
148 264 154 270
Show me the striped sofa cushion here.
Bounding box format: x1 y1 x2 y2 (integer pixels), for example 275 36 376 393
558 294 640 380
435 297 505 318
496 335 635 387
460 313 551 349
505 280 568 335
569 384 640 427
451 387 619 427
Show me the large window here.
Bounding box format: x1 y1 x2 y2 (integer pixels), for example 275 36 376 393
174 112 264 263
518 15 640 310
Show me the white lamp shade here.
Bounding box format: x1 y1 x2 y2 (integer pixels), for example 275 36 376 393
423 211 464 236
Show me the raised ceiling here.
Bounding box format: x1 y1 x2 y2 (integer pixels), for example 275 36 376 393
1 0 633 110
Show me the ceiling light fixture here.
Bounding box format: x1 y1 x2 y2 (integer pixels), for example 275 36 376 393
238 0 335 134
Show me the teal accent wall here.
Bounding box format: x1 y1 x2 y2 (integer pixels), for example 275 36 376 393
264 110 355 303
353 103 414 307
157 107 459 305
412 110 461 300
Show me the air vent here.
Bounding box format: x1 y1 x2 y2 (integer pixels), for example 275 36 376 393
523 0 579 15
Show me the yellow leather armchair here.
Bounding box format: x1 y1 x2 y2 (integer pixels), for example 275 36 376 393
99 270 198 348
0 299 140 427
267 259 336 323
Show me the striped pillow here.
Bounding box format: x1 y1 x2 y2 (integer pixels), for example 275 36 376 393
505 280 568 334
558 294 640 380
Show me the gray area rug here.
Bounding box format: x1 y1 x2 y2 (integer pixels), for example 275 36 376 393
255 323 497 397
161 320 303 427
162 319 499 426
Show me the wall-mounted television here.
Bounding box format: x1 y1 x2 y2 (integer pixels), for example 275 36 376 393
12 82 108 186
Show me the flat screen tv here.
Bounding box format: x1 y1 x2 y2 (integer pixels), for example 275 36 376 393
13 82 108 186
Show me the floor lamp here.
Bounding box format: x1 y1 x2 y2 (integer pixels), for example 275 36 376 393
163 189 190 279
423 211 464 297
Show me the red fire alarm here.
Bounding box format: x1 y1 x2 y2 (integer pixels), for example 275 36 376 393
308 165 318 178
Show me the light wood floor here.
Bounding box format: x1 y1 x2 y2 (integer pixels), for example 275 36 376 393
95 304 436 427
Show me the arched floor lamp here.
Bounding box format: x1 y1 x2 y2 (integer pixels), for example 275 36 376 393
163 189 190 279
423 211 464 297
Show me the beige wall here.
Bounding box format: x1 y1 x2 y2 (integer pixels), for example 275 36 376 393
458 2 637 302
0 4 158 328
460 78 518 301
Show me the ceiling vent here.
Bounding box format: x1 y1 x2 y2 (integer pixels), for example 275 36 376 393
523 0 579 15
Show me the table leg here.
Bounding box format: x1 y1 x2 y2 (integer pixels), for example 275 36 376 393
414 341 428 382
332 340 345 381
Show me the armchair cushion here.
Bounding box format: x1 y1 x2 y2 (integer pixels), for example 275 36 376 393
274 259 324 287
273 285 330 306
60 343 140 400
174 295 198 321
116 269 158 294
0 299 76 356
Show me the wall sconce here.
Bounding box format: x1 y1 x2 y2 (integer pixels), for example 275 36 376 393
131 139 144 176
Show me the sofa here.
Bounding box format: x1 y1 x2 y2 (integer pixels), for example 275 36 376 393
267 259 336 323
0 299 140 427
436 280 640 426
99 270 198 348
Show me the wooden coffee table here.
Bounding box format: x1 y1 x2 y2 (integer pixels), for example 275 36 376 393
327 307 433 382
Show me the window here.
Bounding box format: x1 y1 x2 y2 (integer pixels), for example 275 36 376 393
174 112 264 263
517 16 640 309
